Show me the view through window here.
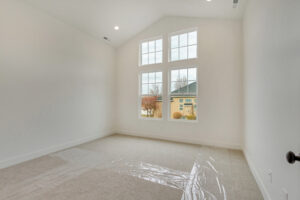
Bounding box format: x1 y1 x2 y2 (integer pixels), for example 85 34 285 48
169 67 197 120
140 38 163 66
140 72 163 118
170 30 197 62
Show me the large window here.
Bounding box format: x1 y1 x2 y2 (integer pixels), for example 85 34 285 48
140 38 163 66
169 30 197 62
169 67 197 120
140 72 163 119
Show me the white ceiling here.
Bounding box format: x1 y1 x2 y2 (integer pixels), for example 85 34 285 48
25 0 247 47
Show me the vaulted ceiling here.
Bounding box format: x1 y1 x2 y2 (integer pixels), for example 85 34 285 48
25 0 247 46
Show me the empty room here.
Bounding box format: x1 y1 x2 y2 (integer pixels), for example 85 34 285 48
0 0 299 199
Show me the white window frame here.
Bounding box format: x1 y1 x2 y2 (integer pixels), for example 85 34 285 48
138 70 164 120
168 66 198 122
168 28 198 62
139 36 163 67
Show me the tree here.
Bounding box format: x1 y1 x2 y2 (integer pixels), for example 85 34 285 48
174 77 187 91
141 96 157 117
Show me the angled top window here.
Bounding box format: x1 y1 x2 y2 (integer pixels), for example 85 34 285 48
169 30 197 62
140 38 163 66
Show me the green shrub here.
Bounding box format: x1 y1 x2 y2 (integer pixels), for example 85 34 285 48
186 114 196 120
173 112 182 119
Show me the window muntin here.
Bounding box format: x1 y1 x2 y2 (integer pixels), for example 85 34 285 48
170 30 197 62
140 72 163 118
169 67 197 121
140 38 163 66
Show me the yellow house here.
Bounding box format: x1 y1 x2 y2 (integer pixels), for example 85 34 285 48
141 82 197 119
170 97 196 119
170 82 197 120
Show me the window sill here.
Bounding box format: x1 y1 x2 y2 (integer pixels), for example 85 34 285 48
167 119 198 123
139 117 163 121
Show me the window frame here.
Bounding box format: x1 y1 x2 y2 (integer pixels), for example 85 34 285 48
138 70 164 120
168 66 199 123
139 36 163 67
168 28 198 63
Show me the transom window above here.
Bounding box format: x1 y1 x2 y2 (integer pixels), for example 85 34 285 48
140 38 163 66
170 30 197 62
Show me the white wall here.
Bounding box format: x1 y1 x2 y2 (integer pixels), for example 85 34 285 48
0 0 116 168
243 0 300 199
116 17 244 149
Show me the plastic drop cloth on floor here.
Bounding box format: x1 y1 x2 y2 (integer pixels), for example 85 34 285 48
110 155 227 200
49 148 227 200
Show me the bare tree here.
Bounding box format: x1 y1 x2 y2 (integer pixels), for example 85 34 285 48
174 76 187 90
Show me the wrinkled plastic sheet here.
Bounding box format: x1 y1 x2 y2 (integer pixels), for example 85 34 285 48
110 155 227 200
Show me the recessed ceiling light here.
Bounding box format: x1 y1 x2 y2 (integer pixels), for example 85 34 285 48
114 26 119 30
206 0 212 2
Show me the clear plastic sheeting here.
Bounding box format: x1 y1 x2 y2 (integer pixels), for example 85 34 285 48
181 156 227 200
111 160 190 190
111 154 227 200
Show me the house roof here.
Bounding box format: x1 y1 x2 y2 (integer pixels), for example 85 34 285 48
170 82 197 97
141 81 196 101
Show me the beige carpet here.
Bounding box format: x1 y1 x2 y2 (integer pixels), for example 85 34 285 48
0 134 263 200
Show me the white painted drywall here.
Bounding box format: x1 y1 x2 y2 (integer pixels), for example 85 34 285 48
243 0 300 199
116 17 244 149
0 0 116 168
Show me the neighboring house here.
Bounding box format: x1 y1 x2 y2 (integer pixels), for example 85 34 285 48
170 82 197 119
141 82 197 119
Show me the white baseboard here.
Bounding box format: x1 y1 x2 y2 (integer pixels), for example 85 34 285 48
0 129 114 169
116 129 242 150
243 149 271 200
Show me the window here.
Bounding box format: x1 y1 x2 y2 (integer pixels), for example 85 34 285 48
169 67 197 120
140 72 163 118
169 30 197 62
140 38 163 66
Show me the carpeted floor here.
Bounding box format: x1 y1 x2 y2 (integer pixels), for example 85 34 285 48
0 134 263 200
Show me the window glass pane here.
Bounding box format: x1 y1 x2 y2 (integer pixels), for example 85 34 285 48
156 39 162 52
188 68 197 81
142 42 148 54
141 95 162 118
179 47 188 60
149 53 155 64
148 72 155 83
188 81 196 94
141 71 163 119
169 67 197 121
171 48 179 61
171 35 179 48
142 73 148 83
169 96 197 120
156 83 162 95
171 70 179 81
179 69 188 81
171 82 178 93
188 31 197 45
142 84 148 95
142 54 148 65
188 45 197 59
149 84 157 95
149 41 155 53
155 72 162 83
156 51 162 63
179 33 188 47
